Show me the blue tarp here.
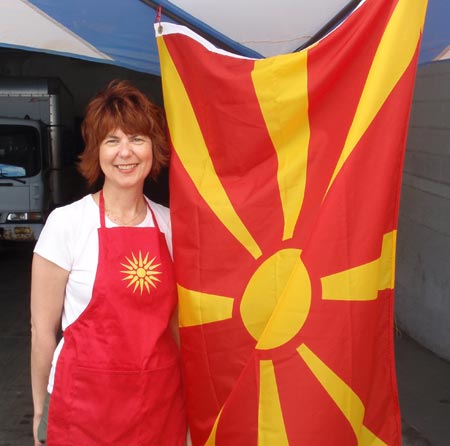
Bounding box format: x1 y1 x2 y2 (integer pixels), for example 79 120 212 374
1 0 449 75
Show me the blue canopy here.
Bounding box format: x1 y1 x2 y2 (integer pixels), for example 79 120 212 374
0 0 448 75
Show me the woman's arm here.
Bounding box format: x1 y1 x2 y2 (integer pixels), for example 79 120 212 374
30 254 69 445
169 304 181 347
169 306 192 445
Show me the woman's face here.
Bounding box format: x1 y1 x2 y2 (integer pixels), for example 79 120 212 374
99 128 153 191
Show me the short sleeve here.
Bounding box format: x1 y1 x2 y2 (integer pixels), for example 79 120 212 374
164 210 173 257
147 200 173 257
34 206 74 271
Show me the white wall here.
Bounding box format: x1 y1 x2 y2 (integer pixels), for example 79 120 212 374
395 60 450 361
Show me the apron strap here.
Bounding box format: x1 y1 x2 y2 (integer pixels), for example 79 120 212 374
145 199 162 233
99 190 106 228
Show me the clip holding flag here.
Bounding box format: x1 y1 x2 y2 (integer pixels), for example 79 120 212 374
155 5 163 34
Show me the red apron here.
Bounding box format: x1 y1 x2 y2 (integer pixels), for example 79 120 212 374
47 192 186 446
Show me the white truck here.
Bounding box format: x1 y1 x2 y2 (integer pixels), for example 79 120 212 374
0 78 80 242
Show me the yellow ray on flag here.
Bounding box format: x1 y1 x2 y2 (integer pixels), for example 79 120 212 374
321 231 397 301
252 52 309 241
325 0 428 197
259 360 289 446
157 38 262 259
297 344 388 446
178 285 234 327
205 409 223 446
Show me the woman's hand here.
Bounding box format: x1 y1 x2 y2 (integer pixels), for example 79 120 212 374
186 428 192 446
33 413 43 445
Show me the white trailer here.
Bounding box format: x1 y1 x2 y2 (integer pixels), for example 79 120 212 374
0 78 77 242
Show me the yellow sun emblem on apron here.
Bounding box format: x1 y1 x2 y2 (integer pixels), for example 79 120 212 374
120 251 162 294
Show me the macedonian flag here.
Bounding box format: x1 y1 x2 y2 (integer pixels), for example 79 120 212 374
156 0 427 445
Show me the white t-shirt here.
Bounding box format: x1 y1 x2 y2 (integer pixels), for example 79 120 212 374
33 194 172 392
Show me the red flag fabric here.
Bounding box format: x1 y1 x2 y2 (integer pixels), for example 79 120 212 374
156 0 427 445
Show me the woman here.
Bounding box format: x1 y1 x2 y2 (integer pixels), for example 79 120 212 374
30 80 187 446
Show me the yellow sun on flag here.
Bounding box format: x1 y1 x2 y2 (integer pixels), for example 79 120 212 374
120 251 162 295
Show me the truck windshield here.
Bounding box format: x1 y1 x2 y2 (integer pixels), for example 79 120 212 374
0 125 41 178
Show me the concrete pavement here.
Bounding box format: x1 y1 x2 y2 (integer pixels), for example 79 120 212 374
0 242 34 446
396 331 450 446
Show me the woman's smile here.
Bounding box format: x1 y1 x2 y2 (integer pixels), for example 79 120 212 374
115 163 140 171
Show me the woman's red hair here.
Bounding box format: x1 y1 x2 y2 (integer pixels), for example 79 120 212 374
78 79 169 188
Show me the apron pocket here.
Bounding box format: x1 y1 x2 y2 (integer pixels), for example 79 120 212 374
139 362 186 446
69 367 146 445
68 363 185 446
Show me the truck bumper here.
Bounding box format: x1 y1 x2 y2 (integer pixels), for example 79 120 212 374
0 223 43 242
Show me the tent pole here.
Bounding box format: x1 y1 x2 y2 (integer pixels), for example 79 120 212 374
295 0 364 52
